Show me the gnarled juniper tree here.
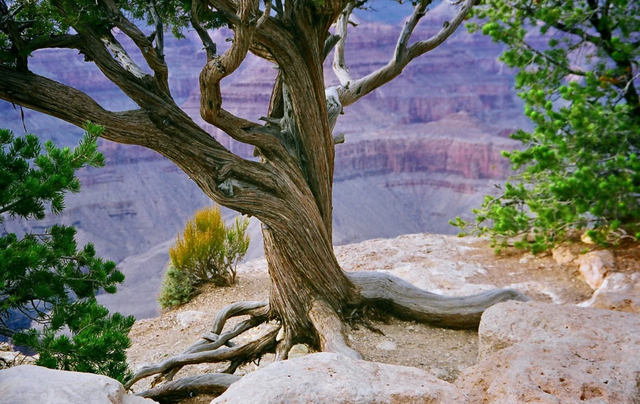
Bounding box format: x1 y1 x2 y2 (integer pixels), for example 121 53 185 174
0 0 527 399
0 124 134 382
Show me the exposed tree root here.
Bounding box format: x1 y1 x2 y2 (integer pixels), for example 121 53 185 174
309 300 362 359
126 301 273 390
348 271 530 328
127 325 279 388
127 274 528 401
137 373 241 403
149 301 269 386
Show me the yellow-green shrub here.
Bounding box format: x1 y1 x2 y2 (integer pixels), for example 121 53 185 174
169 206 250 287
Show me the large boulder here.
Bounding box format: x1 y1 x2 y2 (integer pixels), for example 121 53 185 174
212 352 466 404
456 301 640 403
0 365 155 404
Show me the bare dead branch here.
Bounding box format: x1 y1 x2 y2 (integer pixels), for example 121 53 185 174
152 304 269 386
210 301 269 334
348 271 529 329
335 0 474 107
408 0 477 58
332 1 356 86
101 33 148 79
146 0 164 60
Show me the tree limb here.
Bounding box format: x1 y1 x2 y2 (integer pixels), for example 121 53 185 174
98 0 170 96
198 0 279 152
191 0 218 60
332 1 356 86
335 0 474 107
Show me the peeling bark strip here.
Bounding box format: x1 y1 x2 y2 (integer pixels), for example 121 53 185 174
0 0 527 401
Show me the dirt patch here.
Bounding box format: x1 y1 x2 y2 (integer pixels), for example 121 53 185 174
126 235 639 403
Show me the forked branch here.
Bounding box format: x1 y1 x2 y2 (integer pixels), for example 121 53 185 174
334 0 474 107
97 0 170 95
199 0 284 154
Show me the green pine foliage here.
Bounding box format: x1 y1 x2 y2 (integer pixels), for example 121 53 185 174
453 0 640 253
159 206 250 309
0 124 134 383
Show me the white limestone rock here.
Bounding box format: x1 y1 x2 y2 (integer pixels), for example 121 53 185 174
0 365 156 404
212 352 466 404
576 250 615 289
456 301 640 403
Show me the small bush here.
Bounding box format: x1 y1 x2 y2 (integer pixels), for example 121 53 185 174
158 264 193 309
159 206 250 308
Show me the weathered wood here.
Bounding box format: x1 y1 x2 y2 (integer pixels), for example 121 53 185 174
210 301 269 335
137 373 241 403
126 326 279 388
151 302 268 385
334 0 475 107
349 271 530 329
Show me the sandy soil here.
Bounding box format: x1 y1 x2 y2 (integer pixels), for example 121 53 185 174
126 235 639 403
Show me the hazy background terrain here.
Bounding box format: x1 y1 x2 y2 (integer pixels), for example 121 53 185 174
0 1 531 318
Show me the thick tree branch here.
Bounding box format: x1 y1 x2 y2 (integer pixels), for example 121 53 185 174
0 65 155 146
199 0 287 156
335 0 473 107
0 66 288 223
26 34 83 52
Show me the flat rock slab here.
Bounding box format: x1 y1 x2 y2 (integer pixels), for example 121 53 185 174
0 365 155 404
456 301 640 403
212 352 465 404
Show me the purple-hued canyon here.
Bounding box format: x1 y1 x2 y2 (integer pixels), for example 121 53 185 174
0 3 529 318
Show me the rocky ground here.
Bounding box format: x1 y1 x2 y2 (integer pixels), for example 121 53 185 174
125 233 640 403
